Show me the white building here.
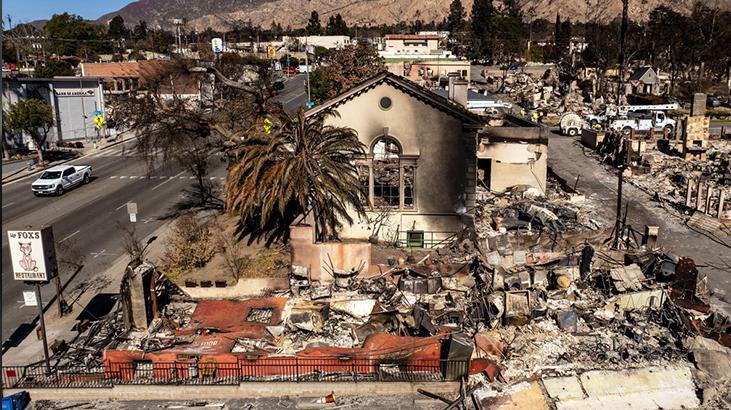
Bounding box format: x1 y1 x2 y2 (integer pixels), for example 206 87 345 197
282 35 351 50
379 34 455 60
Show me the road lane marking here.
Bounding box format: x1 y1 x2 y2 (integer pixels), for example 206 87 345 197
2 201 16 208
115 203 128 211
130 176 138 179
119 176 127 179
151 171 185 190
90 249 114 258
282 91 306 105
110 176 118 179
59 230 80 243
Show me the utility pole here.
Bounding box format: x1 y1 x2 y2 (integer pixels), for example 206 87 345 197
613 164 625 249
618 0 629 98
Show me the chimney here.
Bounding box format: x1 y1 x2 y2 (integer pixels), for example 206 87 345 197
448 76 468 108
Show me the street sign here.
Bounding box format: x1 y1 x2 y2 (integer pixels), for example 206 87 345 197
267 46 276 58
126 202 138 214
211 38 223 54
263 118 273 135
94 114 105 129
23 291 38 307
94 109 103 116
7 227 57 282
127 202 138 223
306 101 315 108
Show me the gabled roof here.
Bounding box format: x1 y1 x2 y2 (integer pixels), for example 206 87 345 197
629 66 659 83
306 71 484 126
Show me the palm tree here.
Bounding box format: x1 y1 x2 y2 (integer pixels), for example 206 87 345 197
225 107 366 245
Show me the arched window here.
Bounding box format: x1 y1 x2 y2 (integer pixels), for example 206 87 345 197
358 136 416 210
372 137 401 207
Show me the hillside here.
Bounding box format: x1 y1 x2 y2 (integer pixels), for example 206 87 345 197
97 0 727 31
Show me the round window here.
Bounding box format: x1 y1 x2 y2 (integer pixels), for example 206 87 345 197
379 97 392 110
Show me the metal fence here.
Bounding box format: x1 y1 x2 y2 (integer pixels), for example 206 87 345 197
397 230 458 248
2 359 469 389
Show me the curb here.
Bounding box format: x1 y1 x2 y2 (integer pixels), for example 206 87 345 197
1 136 135 186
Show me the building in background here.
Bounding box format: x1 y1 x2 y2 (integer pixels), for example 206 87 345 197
282 35 352 50
81 61 200 99
2 76 105 147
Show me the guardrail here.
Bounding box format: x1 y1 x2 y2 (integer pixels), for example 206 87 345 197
1 359 470 388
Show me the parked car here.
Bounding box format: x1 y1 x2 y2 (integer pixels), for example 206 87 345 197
707 95 721 108
31 164 92 196
282 67 300 74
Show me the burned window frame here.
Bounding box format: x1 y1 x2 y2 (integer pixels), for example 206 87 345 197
357 136 417 211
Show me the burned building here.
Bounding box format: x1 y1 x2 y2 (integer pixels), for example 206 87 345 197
306 72 484 246
477 119 549 195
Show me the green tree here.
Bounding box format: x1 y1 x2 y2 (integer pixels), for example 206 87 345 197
279 54 300 67
44 13 110 57
310 43 384 102
6 99 55 163
108 15 128 40
326 14 348 36
446 0 465 33
133 20 148 41
225 108 366 244
306 11 322 35
309 68 333 103
470 0 495 60
34 60 74 78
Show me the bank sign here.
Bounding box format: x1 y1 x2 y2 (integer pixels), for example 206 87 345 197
54 88 95 97
7 228 57 281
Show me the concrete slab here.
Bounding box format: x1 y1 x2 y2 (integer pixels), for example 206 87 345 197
542 376 585 402
552 366 699 410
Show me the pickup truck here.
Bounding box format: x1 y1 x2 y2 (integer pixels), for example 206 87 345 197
31 164 92 196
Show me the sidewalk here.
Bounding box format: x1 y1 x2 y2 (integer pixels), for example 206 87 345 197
2 219 173 366
1 134 136 185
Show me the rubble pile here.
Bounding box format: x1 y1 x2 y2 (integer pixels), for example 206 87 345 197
484 69 595 117
630 141 731 208
44 191 730 408
474 181 608 239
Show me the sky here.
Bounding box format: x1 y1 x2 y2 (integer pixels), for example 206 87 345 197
3 0 132 24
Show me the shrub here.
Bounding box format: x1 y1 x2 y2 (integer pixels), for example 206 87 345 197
162 215 216 278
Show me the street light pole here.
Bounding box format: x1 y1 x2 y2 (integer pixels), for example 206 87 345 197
305 37 311 104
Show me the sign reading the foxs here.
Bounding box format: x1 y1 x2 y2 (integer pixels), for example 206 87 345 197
7 228 57 281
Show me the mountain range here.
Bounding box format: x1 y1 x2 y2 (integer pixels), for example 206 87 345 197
96 0 729 31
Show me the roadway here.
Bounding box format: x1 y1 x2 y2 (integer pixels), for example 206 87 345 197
276 73 308 114
1 73 308 350
1 140 227 349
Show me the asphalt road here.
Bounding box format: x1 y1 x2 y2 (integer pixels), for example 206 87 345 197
1 140 226 349
276 73 308 114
